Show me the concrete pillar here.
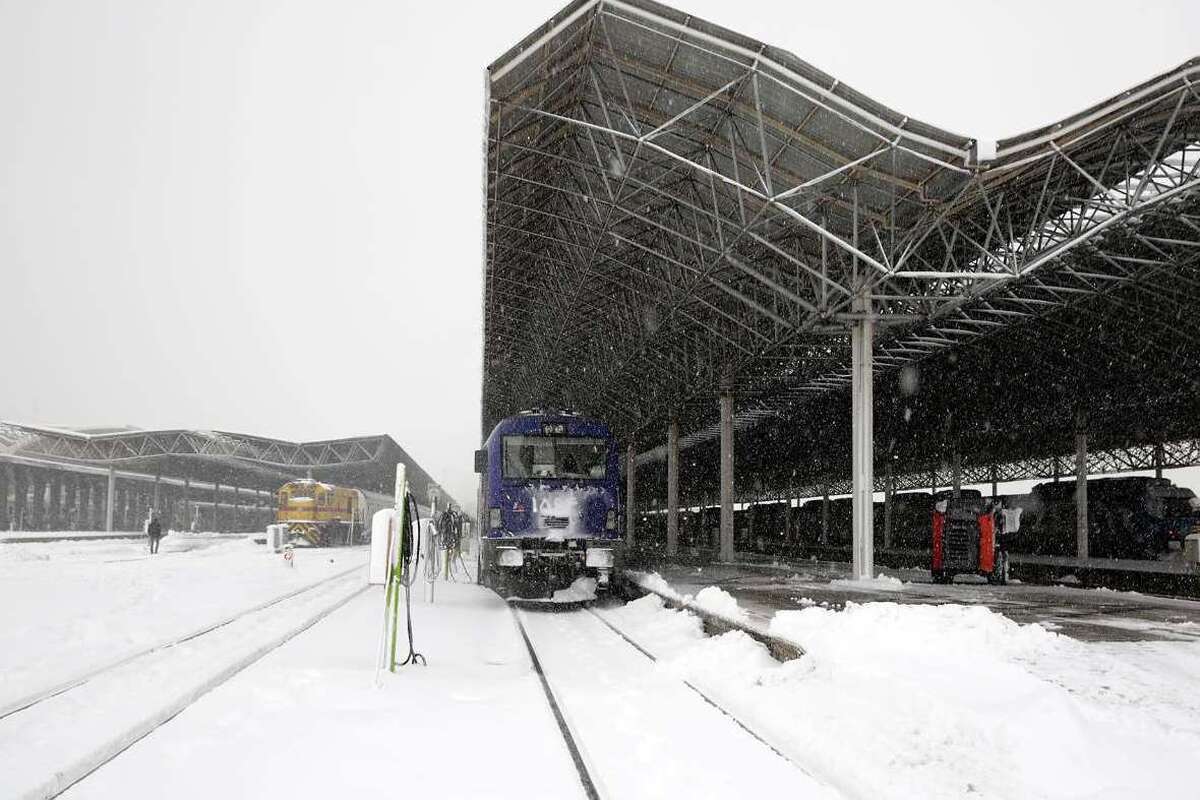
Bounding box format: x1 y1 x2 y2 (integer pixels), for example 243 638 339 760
183 478 191 531
719 392 735 562
81 480 92 529
13 467 28 530
105 468 115 532
883 464 894 551
0 463 9 530
1053 456 1062 483
93 479 105 529
990 464 999 499
213 482 221 532
850 291 875 581
153 474 161 516
666 419 679 558
1075 431 1089 560
1154 442 1164 480
233 486 241 531
49 474 63 530
64 474 77 530
625 444 636 546
31 471 46 530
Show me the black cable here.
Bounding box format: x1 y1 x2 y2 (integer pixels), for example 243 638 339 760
398 491 426 666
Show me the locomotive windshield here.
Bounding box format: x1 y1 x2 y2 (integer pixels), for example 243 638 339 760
502 435 607 480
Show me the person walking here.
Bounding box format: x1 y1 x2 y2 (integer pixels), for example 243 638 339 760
147 511 163 554
442 505 461 580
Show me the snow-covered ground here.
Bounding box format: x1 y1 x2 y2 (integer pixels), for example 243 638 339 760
62 582 589 800
516 605 836 799
599 576 1200 800
0 533 367 710
7 538 1200 799
656 561 1200 642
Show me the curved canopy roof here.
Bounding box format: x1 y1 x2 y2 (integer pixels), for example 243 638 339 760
0 422 456 506
483 0 1200 499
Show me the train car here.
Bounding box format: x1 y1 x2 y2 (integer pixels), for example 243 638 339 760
1007 477 1200 559
474 410 622 598
276 479 393 546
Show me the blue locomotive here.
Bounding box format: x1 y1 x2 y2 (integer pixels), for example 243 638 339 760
474 410 622 598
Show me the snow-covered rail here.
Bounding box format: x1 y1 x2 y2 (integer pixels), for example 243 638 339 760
622 570 805 661
0 561 366 723
509 608 603 800
510 604 834 799
0 569 369 800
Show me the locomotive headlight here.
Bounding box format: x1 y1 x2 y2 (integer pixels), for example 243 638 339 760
586 548 613 568
497 547 524 567
605 509 616 530
489 507 501 529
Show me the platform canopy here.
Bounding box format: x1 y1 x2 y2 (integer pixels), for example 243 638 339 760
483 0 1200 498
0 422 455 504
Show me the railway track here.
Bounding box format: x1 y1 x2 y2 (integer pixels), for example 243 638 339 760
509 602 835 800
0 561 366 723
0 566 369 800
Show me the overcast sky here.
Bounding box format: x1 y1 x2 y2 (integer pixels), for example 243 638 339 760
1 0 1198 510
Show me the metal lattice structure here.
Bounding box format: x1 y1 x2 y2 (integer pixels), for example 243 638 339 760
0 421 455 503
483 0 1200 503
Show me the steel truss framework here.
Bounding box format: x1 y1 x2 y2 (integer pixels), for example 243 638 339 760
0 422 454 502
484 0 1200 505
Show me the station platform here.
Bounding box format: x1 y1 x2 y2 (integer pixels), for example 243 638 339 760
647 560 1200 643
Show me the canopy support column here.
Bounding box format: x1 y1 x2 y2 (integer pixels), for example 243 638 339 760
850 291 874 581
105 468 115 533
820 483 830 545
625 444 636 546
666 419 679 558
883 463 894 551
719 392 734 563
1075 430 1089 559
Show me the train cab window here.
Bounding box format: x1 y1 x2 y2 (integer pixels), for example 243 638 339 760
502 435 606 480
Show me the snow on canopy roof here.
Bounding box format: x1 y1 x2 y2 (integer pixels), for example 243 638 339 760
483 0 1200 495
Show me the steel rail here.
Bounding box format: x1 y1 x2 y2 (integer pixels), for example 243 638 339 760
0 560 366 723
509 607 603 800
583 604 803 768
40 579 370 800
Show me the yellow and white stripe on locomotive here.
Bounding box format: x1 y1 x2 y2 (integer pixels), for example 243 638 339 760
276 479 392 546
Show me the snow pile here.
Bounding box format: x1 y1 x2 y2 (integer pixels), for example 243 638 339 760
828 572 905 592
617 593 705 651
551 576 597 602
633 570 681 600
605 598 1200 799
691 585 749 622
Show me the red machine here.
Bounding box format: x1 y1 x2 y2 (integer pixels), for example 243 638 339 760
931 491 1008 585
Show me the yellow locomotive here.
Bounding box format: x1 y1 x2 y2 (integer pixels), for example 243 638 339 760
276 479 385 546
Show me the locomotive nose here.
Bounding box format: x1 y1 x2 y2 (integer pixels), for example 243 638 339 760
500 487 533 532
584 495 610 534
